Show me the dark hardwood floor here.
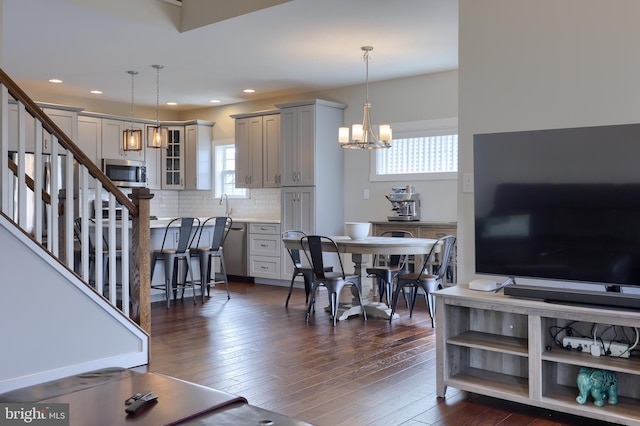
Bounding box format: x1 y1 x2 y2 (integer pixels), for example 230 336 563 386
147 282 616 426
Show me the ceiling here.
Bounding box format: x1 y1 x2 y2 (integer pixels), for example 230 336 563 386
1 0 458 111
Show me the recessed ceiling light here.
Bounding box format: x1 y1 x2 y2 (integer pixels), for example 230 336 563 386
166 102 177 106
209 99 221 103
48 78 63 84
90 90 103 94
243 89 255 93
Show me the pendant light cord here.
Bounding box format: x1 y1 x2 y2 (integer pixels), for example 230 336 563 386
127 70 138 129
153 65 164 126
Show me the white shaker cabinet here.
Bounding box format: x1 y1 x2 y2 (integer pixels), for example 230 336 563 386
44 107 78 155
9 103 79 154
280 104 314 187
281 187 315 235
248 222 282 279
77 115 101 166
234 115 263 188
232 111 280 189
184 122 213 190
277 99 345 280
262 113 281 188
101 118 145 161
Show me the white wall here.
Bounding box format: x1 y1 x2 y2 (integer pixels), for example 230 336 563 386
0 216 148 392
458 0 640 283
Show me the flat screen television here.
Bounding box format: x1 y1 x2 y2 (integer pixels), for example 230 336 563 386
474 123 640 309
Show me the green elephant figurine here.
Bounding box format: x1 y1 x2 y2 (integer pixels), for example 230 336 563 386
576 367 618 407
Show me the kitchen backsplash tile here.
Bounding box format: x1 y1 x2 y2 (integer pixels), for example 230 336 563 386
149 188 281 220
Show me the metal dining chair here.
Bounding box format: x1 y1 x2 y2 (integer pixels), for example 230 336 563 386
390 235 456 326
191 216 232 301
301 235 367 326
283 230 334 308
366 230 413 306
150 217 199 308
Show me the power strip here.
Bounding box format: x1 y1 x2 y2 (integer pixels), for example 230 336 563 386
562 337 630 358
562 337 593 353
605 341 631 358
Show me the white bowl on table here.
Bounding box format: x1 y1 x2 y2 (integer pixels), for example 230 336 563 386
345 222 371 240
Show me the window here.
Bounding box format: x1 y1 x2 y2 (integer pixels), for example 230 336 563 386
370 118 458 182
214 144 247 198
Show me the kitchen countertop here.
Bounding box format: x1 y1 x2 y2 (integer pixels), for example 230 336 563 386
149 217 280 229
92 217 280 229
369 220 457 226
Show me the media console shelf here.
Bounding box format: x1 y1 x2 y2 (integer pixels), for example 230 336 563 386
435 285 640 426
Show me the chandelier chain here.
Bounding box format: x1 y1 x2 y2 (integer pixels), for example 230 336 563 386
153 64 164 126
127 70 138 128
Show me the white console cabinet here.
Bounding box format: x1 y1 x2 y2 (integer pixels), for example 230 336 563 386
435 285 640 425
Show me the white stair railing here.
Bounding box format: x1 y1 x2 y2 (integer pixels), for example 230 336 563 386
0 68 151 328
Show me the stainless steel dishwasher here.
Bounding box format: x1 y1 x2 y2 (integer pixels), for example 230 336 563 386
223 221 247 277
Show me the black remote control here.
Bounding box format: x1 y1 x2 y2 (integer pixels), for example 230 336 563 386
125 394 158 415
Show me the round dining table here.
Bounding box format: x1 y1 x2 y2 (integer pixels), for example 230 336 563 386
282 235 437 320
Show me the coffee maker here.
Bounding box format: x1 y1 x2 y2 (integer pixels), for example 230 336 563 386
386 186 421 221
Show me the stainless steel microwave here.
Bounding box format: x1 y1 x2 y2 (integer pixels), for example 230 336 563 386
102 158 146 188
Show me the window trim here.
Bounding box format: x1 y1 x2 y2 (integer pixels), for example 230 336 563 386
369 117 458 182
213 142 248 199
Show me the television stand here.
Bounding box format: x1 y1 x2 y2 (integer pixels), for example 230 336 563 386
504 284 640 311
435 284 640 425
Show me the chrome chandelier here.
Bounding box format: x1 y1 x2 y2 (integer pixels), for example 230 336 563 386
339 46 392 149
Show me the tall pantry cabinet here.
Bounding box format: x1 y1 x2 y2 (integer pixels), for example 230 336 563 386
276 99 346 278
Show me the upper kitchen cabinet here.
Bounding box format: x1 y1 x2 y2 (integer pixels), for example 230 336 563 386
184 121 214 190
162 126 184 190
232 111 280 188
101 118 145 162
8 102 80 154
44 107 79 154
77 115 101 166
277 99 345 187
262 114 281 187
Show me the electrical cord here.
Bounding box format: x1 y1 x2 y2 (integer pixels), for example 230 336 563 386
622 327 639 358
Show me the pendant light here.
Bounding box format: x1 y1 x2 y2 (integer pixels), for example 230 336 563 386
123 70 142 151
148 64 168 148
339 46 392 149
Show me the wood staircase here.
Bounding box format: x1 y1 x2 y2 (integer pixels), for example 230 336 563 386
0 68 152 391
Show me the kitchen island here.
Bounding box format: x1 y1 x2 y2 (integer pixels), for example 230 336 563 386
89 217 280 302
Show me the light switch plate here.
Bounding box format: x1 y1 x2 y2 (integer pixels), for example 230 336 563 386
463 173 473 193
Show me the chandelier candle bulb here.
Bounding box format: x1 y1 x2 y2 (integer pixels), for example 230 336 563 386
339 127 350 144
379 125 392 142
352 124 364 141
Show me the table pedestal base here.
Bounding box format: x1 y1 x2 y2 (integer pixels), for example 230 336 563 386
329 300 399 321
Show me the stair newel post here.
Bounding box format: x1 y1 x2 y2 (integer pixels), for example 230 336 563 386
129 188 154 332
